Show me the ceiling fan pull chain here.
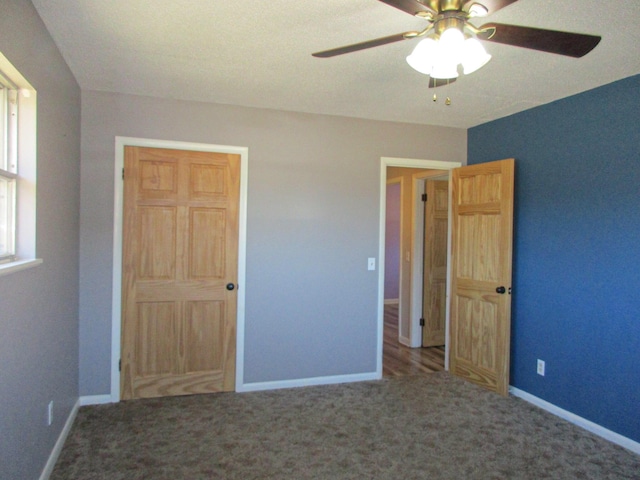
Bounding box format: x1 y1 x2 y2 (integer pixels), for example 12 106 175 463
445 78 452 106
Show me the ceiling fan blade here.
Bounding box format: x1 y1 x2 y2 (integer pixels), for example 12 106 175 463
464 0 519 15
478 23 601 58
312 32 417 58
377 0 436 17
429 77 457 88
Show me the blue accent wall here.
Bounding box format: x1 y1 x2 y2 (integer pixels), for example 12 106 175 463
468 74 640 443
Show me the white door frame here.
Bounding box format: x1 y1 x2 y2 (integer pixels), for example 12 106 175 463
110 137 249 402
377 157 461 376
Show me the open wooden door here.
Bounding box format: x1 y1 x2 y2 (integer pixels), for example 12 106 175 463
120 146 240 400
422 180 448 347
449 159 514 396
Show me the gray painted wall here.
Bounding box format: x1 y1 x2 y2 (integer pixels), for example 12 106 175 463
0 1 81 479
384 183 401 300
80 91 466 395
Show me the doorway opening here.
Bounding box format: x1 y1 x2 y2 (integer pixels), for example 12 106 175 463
377 157 461 378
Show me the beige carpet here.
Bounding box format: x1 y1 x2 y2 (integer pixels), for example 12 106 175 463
52 373 640 479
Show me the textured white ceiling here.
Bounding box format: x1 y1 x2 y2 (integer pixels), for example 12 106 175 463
31 0 640 128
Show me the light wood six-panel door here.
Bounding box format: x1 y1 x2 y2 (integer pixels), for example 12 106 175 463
121 146 240 400
450 159 514 396
422 180 448 347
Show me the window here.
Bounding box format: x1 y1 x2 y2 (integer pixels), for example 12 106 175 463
0 52 38 274
0 72 18 262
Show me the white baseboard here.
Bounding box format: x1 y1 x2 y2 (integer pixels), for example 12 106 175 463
238 371 380 393
79 394 115 406
509 386 640 455
384 299 399 305
39 399 79 480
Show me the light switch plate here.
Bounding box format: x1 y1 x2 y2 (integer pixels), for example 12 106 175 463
368 258 375 271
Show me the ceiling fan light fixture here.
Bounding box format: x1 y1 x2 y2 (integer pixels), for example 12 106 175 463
406 25 490 79
461 37 492 74
406 37 438 75
430 61 459 79
438 27 465 62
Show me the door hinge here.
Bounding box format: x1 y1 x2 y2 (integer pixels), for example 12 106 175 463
122 168 125 180
419 318 425 326
119 359 121 372
421 193 428 202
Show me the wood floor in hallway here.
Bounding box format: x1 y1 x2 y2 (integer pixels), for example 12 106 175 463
383 303 445 377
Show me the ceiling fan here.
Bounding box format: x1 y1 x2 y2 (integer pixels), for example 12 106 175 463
312 0 601 87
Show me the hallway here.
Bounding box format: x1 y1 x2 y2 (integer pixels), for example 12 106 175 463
382 304 445 377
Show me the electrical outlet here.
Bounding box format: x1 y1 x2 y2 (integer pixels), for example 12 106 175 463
48 401 53 426
537 359 545 376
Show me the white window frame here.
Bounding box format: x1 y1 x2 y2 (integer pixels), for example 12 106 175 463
0 74 18 262
0 52 40 276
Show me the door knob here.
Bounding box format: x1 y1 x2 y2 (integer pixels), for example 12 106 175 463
226 283 235 291
496 286 506 294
